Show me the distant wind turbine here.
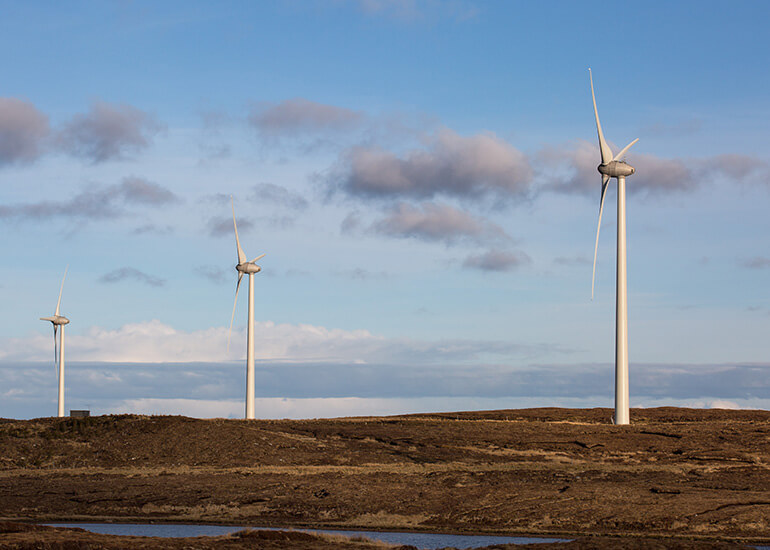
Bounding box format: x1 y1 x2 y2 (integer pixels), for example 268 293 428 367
228 197 265 420
589 68 639 426
40 267 70 418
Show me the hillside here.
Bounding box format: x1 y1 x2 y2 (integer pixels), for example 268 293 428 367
0 407 768 547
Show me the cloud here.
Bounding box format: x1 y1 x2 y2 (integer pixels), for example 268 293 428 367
707 399 740 410
57 100 163 162
539 141 697 196
553 255 590 266
370 201 510 245
208 216 252 237
329 128 533 201
119 176 179 205
98 268 166 287
741 257 770 269
539 142 770 197
249 182 309 210
0 177 178 222
700 154 770 184
196 265 229 284
340 210 363 234
0 97 50 166
132 224 173 236
249 98 362 138
2 359 767 420
0 319 550 365
338 268 389 281
462 248 530 272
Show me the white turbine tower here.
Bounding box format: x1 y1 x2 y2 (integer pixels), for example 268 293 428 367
40 267 70 418
589 68 639 426
228 197 265 420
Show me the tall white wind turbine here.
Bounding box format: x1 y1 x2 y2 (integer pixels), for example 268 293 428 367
589 68 639 426
228 197 265 420
40 267 70 418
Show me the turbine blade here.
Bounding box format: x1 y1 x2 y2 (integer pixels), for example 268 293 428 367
589 68 614 165
227 272 244 353
251 253 265 263
55 266 68 316
592 175 611 300
231 196 247 266
612 138 639 162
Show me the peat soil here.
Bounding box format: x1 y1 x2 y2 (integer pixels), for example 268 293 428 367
0 407 768 549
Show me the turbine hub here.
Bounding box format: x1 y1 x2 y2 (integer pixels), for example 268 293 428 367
598 160 635 178
237 263 262 274
43 315 69 325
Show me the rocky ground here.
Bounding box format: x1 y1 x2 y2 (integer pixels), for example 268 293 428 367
0 408 768 549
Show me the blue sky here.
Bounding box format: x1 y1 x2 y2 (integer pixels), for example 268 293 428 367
1 0 769 419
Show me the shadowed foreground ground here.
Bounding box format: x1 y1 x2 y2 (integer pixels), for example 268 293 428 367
0 408 768 548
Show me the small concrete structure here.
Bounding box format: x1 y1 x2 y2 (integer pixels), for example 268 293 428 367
69 410 90 418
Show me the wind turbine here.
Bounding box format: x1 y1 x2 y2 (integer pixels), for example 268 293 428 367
228 197 265 420
40 267 70 418
589 68 639 426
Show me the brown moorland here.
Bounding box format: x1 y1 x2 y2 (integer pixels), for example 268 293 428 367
0 407 767 549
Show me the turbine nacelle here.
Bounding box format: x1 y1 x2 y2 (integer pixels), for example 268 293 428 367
40 315 70 326
236 262 262 274
598 161 635 179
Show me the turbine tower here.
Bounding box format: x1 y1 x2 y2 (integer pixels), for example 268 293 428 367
589 68 639 426
40 267 70 418
228 197 265 420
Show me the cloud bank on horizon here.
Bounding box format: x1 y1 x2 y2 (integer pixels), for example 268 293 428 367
1 1 769 418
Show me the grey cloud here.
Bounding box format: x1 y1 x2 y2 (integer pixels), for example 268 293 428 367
0 97 50 166
340 211 363 235
0 177 178 222
540 142 770 197
119 176 179 205
554 255 590 266
338 268 389 281
371 201 511 246
98 267 165 287
463 248 530 272
1 361 768 419
132 224 173 236
249 98 362 137
199 143 231 161
208 216 252 237
196 265 228 284
700 154 770 184
249 183 308 210
540 141 696 196
329 128 533 201
57 100 163 163
741 257 770 269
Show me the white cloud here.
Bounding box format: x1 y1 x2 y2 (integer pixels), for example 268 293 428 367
0 319 532 364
